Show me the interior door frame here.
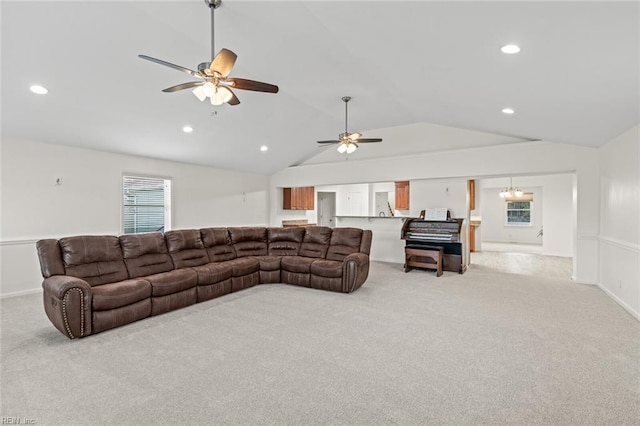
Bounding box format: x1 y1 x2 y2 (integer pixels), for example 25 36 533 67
317 192 336 227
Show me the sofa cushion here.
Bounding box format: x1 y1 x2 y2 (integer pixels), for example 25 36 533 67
200 228 236 262
267 227 304 256
281 256 315 274
192 262 233 286
229 227 268 257
299 227 333 259
226 257 260 277
326 227 363 261
36 239 65 278
59 236 128 286
145 269 198 297
119 233 174 278
256 255 281 271
164 230 210 268
92 278 151 311
310 259 344 278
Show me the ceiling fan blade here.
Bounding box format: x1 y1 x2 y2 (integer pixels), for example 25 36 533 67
162 81 204 93
356 138 383 143
210 48 237 78
138 54 198 76
226 88 241 106
317 140 340 144
355 138 383 143
229 78 279 93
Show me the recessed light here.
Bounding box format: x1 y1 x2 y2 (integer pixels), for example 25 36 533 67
502 107 515 115
30 85 48 95
182 126 193 133
260 145 268 152
500 44 520 54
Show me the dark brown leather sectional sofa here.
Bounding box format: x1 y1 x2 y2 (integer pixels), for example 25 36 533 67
36 226 372 339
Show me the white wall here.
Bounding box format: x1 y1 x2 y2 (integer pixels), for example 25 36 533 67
597 125 639 318
410 178 468 220
540 175 574 257
270 139 599 284
1 137 269 297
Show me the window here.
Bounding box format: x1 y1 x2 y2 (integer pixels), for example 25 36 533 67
123 176 172 234
506 200 532 226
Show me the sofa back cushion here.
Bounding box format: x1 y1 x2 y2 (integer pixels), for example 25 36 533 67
267 227 305 256
59 236 128 286
299 227 333 258
36 239 66 278
164 229 210 268
200 228 236 262
229 227 268 257
360 230 372 255
326 227 363 261
119 233 174 278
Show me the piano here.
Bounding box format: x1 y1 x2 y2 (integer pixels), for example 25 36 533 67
401 217 467 274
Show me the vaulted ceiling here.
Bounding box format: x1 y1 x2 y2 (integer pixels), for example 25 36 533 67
2 1 638 174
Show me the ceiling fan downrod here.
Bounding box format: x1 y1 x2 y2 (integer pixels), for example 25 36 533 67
207 0 222 62
342 96 351 136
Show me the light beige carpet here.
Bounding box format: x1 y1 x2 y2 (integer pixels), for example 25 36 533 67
1 261 638 425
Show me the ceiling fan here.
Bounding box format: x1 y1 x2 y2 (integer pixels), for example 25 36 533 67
317 96 383 154
138 0 278 106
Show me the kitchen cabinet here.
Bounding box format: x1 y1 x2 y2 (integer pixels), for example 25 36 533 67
283 186 315 210
394 181 410 210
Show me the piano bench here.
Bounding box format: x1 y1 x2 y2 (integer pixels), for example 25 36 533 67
404 246 444 277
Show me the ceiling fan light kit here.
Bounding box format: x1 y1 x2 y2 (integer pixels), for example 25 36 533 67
138 0 278 107
317 96 383 154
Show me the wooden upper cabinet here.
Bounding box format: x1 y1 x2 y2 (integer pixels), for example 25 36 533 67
394 181 410 210
283 186 315 210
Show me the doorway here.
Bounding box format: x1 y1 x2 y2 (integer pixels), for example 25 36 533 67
317 192 336 227
374 192 391 216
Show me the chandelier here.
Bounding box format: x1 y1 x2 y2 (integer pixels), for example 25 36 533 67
499 178 523 198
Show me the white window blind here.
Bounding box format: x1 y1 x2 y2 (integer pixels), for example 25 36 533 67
123 176 172 234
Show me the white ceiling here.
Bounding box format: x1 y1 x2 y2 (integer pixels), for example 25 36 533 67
2 1 638 175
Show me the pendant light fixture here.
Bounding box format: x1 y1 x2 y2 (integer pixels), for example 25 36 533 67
499 178 523 198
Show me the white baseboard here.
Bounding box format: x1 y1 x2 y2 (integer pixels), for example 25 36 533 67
0 288 42 299
597 284 640 321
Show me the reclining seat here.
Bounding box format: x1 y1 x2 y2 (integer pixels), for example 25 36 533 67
261 227 306 283
310 227 366 292
227 227 265 292
58 235 151 336
281 227 333 287
120 232 197 317
193 228 235 302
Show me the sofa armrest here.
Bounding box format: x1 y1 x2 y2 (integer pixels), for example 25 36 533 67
42 276 93 339
342 253 370 293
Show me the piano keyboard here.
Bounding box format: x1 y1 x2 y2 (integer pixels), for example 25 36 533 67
406 233 453 241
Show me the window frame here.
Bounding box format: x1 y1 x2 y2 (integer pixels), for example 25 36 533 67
505 199 533 227
122 174 172 235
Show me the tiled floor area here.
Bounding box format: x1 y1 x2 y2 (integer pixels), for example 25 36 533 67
480 241 543 254
471 243 573 281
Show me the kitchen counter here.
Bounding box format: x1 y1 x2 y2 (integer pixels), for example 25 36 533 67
334 216 408 263
334 215 410 220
